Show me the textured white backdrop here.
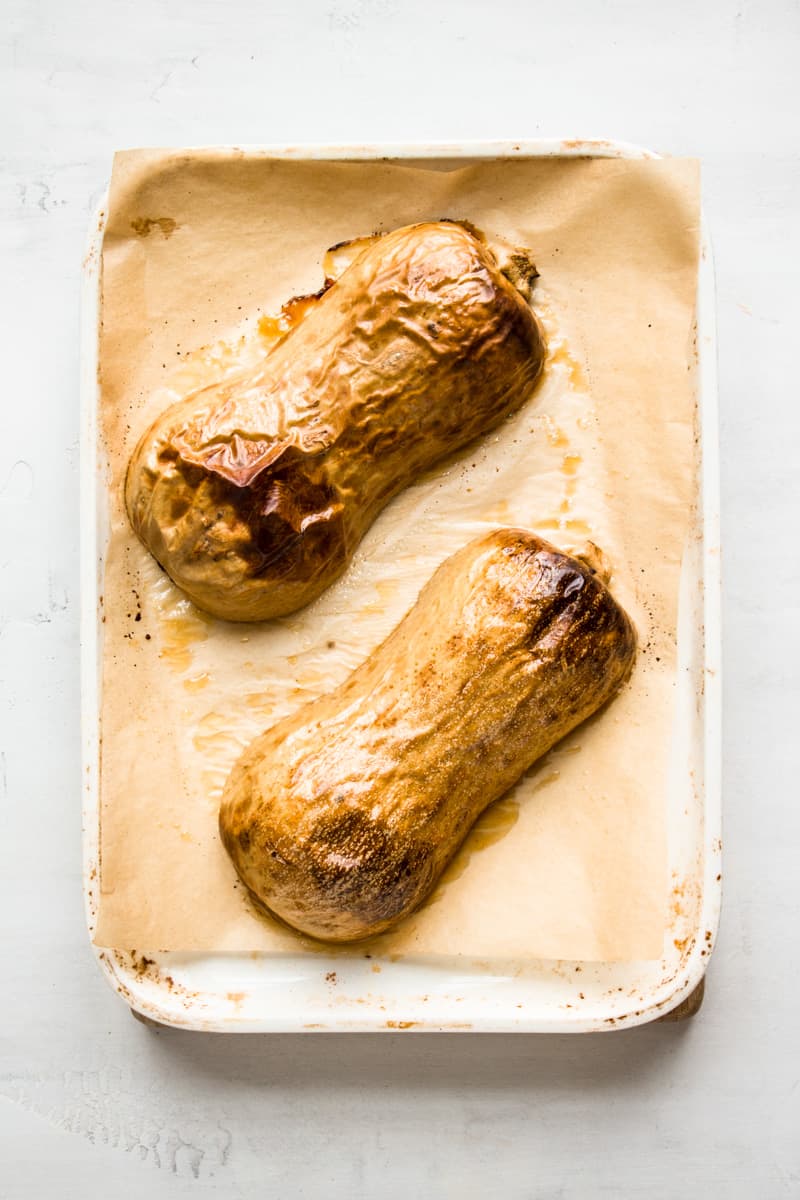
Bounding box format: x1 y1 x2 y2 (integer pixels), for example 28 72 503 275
1 0 799 1195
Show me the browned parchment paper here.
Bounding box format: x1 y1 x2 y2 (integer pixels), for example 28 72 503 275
94 150 700 960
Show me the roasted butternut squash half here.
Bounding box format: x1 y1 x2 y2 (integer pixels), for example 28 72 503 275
126 222 545 621
220 529 636 941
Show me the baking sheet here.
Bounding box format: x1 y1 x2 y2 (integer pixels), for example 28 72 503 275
93 150 700 961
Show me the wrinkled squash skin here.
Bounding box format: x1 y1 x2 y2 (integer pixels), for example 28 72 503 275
126 222 546 621
219 530 637 942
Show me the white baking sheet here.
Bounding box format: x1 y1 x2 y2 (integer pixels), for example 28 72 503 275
81 138 720 1031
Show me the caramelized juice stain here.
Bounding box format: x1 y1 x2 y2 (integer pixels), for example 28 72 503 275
535 395 592 537
539 450 587 537
542 415 569 448
258 290 328 347
538 516 593 539
548 341 587 390
184 672 210 692
156 604 211 673
257 314 287 342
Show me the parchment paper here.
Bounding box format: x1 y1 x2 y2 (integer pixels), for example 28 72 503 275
94 150 700 961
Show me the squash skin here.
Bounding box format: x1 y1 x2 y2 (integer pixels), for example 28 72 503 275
219 529 637 942
125 222 545 621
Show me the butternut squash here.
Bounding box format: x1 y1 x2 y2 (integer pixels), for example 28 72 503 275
125 222 545 621
219 529 636 941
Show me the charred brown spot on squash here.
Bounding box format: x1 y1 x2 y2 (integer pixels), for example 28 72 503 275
162 453 347 584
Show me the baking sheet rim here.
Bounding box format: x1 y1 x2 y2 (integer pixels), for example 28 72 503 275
80 137 721 1032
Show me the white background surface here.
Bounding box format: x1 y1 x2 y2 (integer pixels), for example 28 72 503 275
1 0 798 1195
